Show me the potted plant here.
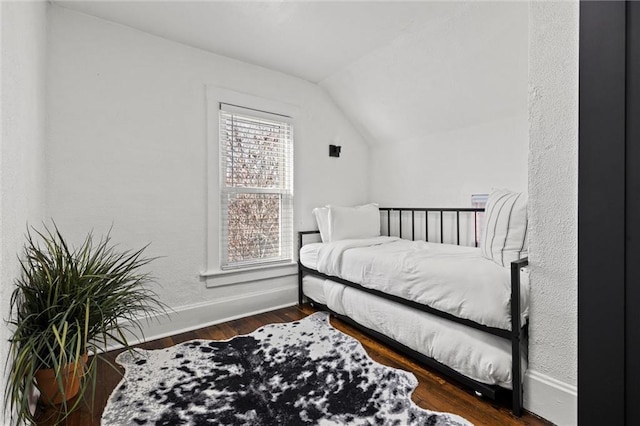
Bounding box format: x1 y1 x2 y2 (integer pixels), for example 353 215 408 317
4 223 166 424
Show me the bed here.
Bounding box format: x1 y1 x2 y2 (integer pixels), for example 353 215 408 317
297 192 529 416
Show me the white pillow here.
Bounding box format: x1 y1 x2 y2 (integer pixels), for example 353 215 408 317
312 207 331 243
328 204 381 242
481 189 528 267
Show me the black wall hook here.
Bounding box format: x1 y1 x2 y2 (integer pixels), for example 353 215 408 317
329 144 341 157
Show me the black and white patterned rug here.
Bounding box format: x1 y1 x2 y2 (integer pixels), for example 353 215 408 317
102 312 471 425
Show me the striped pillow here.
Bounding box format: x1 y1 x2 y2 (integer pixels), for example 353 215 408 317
481 189 528 267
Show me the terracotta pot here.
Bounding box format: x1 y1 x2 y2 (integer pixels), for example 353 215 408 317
34 353 88 405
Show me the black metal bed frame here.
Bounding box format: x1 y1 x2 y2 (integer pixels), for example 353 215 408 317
297 207 528 416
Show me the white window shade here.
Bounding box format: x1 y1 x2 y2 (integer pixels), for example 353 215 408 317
219 104 293 270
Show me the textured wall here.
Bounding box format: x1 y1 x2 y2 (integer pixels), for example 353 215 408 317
0 1 48 422
528 0 578 387
46 6 369 312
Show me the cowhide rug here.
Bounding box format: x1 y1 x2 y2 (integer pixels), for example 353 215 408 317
101 312 471 425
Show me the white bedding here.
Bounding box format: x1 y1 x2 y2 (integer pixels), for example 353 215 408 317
300 236 529 330
302 276 523 389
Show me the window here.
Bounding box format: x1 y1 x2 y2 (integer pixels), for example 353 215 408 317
219 103 293 270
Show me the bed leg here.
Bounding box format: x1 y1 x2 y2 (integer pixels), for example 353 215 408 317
512 337 523 416
510 258 528 417
298 262 304 306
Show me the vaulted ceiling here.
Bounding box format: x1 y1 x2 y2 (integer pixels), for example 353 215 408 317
54 1 528 144
56 1 460 83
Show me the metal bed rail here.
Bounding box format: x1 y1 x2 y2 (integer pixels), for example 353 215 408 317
379 207 485 246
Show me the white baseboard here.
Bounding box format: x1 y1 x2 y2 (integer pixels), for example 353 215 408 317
524 369 577 426
101 285 298 352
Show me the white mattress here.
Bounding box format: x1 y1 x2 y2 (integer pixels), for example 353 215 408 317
302 275 327 304
300 237 529 330
300 242 323 270
303 276 523 389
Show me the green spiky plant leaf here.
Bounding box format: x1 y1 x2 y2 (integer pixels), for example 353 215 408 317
4 222 167 425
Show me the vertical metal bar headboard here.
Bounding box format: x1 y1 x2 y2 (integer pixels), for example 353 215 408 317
411 211 415 241
425 212 429 242
379 207 485 246
474 211 478 247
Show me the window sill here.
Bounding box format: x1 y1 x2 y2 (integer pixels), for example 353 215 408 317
201 262 298 288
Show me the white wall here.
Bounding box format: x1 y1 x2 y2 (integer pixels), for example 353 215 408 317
321 1 529 205
369 115 528 207
0 0 48 421
46 6 369 334
526 2 579 425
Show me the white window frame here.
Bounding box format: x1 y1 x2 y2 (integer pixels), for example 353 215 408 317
202 87 298 287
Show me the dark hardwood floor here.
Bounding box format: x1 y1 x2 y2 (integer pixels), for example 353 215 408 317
37 305 551 425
